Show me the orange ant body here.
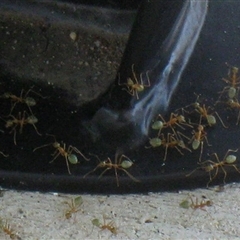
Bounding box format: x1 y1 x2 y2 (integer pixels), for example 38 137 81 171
188 195 212 210
161 133 191 161
151 113 192 136
0 219 18 239
147 133 191 161
64 196 83 219
184 94 227 128
2 111 41 145
92 215 117 235
1 88 45 115
83 154 140 187
33 134 89 174
0 151 8 157
186 149 240 187
219 63 240 99
180 195 212 211
183 124 211 162
118 64 150 99
227 98 240 125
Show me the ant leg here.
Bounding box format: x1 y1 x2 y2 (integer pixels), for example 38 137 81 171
114 167 119 187
65 156 71 175
163 145 169 162
215 111 228 128
145 71 151 87
83 164 101 178
121 169 140 183
13 128 17 145
33 143 52 152
49 151 61 163
220 165 227 184
31 123 42 136
70 146 90 161
185 166 202 177
231 165 240 174
98 167 111 179
131 64 138 83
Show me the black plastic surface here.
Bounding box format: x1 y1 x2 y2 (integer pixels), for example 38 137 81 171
1 0 240 194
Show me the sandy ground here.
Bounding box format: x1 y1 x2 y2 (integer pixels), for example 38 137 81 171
0 183 239 240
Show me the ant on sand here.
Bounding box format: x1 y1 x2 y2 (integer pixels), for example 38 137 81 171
63 196 83 220
180 194 212 211
92 215 118 236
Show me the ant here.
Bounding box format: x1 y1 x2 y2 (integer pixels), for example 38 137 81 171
63 196 83 220
184 94 227 128
1 87 46 115
180 194 212 211
2 111 41 145
33 134 89 174
181 124 211 162
118 64 151 99
151 113 193 136
0 219 19 240
83 153 140 187
218 63 240 100
186 149 240 187
92 215 118 235
162 133 191 162
227 98 240 125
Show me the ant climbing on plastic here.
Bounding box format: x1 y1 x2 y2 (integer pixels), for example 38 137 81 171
118 64 151 99
183 94 227 128
83 153 140 187
1 87 46 115
151 113 193 136
146 133 191 162
186 149 240 187
227 98 240 125
33 134 89 174
2 111 41 145
218 63 240 100
181 124 211 162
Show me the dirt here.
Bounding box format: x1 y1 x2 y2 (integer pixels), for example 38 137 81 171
0 2 133 106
